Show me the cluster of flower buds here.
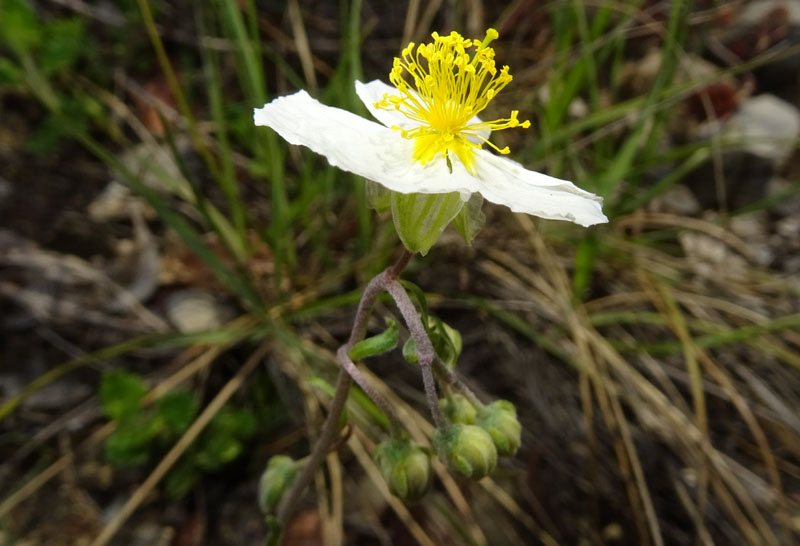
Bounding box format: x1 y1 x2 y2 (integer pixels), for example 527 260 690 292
373 313 523 501
259 308 523 512
434 396 521 478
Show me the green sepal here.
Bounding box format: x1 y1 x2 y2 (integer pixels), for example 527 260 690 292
440 393 477 425
402 337 419 364
476 400 522 456
349 319 399 361
373 437 433 502
366 180 391 213
390 191 464 255
432 424 497 480
453 193 485 246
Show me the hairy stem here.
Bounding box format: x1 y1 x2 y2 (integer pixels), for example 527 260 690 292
432 357 484 409
385 279 446 429
274 370 352 526
337 346 404 437
270 251 413 538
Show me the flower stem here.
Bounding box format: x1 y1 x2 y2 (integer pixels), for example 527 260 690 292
270 251 413 540
432 357 484 409
385 279 447 429
337 346 404 437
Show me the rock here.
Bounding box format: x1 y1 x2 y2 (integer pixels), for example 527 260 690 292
88 180 154 222
726 94 800 164
735 0 800 28
679 231 749 279
682 94 799 210
164 289 229 333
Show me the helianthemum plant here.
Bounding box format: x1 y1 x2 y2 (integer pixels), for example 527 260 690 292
254 29 607 542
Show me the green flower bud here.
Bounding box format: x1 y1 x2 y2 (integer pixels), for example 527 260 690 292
432 424 497 480
258 455 300 514
373 438 433 503
476 400 522 456
440 393 477 425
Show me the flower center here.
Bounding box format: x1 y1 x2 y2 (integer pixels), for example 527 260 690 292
375 29 530 173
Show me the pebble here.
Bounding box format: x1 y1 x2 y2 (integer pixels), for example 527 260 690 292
164 289 228 333
725 94 800 164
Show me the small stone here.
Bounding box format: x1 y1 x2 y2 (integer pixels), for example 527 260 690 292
164 290 226 333
725 94 800 164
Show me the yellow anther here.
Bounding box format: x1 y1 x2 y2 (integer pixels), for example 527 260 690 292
375 29 530 173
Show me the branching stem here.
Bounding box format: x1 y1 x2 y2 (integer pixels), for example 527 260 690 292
385 279 446 429
271 250 420 538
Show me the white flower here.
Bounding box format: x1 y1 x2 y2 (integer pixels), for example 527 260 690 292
254 30 607 228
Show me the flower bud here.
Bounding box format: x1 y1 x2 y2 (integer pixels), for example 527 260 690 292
258 455 300 514
440 393 477 425
476 400 522 456
373 438 433 502
432 424 497 480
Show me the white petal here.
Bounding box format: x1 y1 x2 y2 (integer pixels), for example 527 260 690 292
354 80 490 144
254 90 476 197
354 79 416 131
468 150 608 227
255 91 608 227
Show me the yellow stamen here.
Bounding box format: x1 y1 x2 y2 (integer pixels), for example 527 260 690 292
374 29 530 173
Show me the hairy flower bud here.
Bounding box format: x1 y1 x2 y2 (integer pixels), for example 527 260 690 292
433 424 497 480
440 393 477 425
258 455 300 514
476 400 522 456
374 438 433 502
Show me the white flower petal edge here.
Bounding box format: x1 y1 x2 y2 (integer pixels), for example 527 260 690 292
354 79 417 132
254 90 476 197
253 90 608 227
355 80 490 145
473 150 607 226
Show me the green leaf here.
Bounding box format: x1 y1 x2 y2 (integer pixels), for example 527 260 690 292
40 18 87 75
390 191 464 255
195 432 242 470
155 390 199 433
0 0 42 54
104 414 160 467
452 193 485 246
164 457 199 499
210 406 256 438
100 370 147 421
348 319 398 360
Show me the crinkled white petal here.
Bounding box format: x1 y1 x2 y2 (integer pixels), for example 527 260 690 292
254 90 608 227
354 80 490 144
467 149 608 227
254 90 476 197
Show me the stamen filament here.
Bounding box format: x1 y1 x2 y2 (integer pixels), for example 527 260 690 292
375 29 529 173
